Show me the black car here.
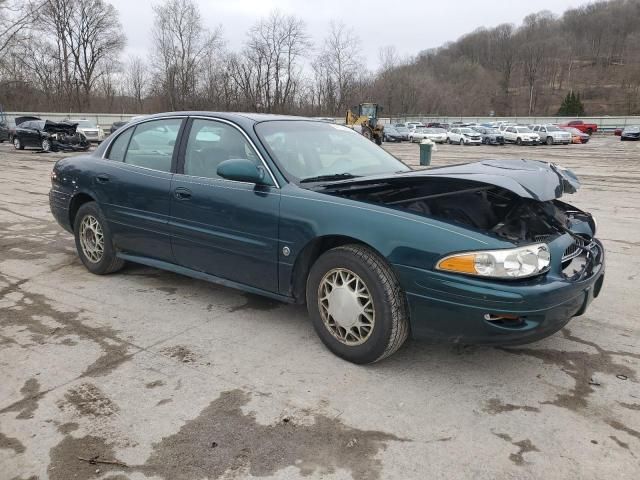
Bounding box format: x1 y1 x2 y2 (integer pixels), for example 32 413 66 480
13 119 90 152
0 121 9 143
110 120 129 135
472 126 505 145
621 126 640 141
383 125 404 142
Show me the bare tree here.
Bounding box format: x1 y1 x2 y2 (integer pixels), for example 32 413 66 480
152 0 223 110
0 0 37 57
314 21 365 115
125 55 148 112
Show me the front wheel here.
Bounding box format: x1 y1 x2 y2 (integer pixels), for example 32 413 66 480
546 136 553 146
41 138 51 152
14 137 24 150
73 202 125 275
516 137 522 145
306 244 409 364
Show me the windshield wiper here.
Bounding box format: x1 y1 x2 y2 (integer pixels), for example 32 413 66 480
300 173 360 183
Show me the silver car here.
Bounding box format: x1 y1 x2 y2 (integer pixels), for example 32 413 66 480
532 124 571 145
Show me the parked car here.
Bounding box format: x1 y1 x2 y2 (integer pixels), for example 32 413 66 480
406 122 425 130
471 126 505 145
382 125 404 142
110 121 129 135
531 124 571 145
558 120 598 135
561 127 590 144
13 119 90 152
447 127 482 145
426 122 449 130
503 126 540 145
393 125 410 141
614 127 623 136
620 125 640 141
67 119 104 142
410 128 447 143
49 112 604 364
0 121 9 142
497 122 517 132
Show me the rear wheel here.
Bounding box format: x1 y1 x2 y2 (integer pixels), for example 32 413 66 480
13 137 24 150
306 244 409 364
516 137 523 145
73 202 125 275
546 136 553 146
446 138 451 144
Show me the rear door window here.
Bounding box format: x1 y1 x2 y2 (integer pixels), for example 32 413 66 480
107 128 134 162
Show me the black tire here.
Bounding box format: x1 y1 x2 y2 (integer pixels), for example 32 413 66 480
13 137 24 150
375 136 382 146
516 137 522 145
459 138 464 145
446 138 451 144
73 201 125 275
586 128 593 135
546 136 553 146
306 244 409 364
41 138 51 152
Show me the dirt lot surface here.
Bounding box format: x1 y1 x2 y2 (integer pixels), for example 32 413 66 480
1 136 639 479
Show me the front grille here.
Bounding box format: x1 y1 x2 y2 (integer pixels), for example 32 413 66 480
563 236 588 262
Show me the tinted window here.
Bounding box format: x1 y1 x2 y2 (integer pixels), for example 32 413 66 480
124 119 182 172
183 119 259 179
107 127 134 162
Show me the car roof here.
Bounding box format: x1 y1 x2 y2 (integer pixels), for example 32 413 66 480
124 111 318 125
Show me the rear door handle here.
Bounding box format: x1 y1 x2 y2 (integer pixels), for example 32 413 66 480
174 187 192 200
95 174 110 184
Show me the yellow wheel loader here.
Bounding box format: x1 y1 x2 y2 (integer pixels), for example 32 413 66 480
345 103 384 145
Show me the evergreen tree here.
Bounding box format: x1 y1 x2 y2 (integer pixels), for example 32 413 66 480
558 91 586 116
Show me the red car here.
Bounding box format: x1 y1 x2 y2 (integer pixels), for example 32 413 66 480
558 120 598 135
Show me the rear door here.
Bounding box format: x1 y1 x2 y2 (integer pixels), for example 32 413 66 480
169 118 280 292
94 117 185 262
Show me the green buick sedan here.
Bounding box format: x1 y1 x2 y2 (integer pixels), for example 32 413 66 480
50 113 605 363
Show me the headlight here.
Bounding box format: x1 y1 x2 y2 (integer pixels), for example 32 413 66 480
436 243 551 279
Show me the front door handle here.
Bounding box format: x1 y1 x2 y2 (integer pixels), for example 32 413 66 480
174 187 192 200
95 174 110 184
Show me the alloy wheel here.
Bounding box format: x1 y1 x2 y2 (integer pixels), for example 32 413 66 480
318 268 375 346
79 215 105 263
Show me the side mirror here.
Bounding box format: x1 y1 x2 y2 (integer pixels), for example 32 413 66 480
217 158 267 184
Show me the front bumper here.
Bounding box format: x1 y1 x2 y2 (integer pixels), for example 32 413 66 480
51 141 90 152
394 236 605 344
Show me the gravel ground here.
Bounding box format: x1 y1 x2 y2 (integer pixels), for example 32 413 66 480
1 135 639 479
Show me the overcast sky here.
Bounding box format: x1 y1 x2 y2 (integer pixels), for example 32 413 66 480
110 0 592 69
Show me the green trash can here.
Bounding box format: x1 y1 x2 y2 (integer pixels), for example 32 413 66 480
419 141 433 166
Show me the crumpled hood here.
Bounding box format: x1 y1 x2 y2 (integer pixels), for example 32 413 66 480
318 159 581 202
43 120 78 135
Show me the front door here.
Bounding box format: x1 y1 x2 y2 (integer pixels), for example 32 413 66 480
93 117 184 262
170 118 280 293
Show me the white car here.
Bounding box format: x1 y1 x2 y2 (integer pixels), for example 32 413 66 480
410 127 447 143
531 124 571 145
68 119 104 143
406 122 425 131
503 126 540 145
497 122 517 132
447 127 482 145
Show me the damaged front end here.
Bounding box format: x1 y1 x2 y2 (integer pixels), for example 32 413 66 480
43 120 90 151
316 160 600 281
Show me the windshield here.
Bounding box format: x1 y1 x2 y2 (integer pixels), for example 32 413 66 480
460 128 475 134
255 121 409 183
396 126 408 132
624 126 639 132
486 128 500 133
516 127 532 133
545 126 561 132
360 105 376 117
